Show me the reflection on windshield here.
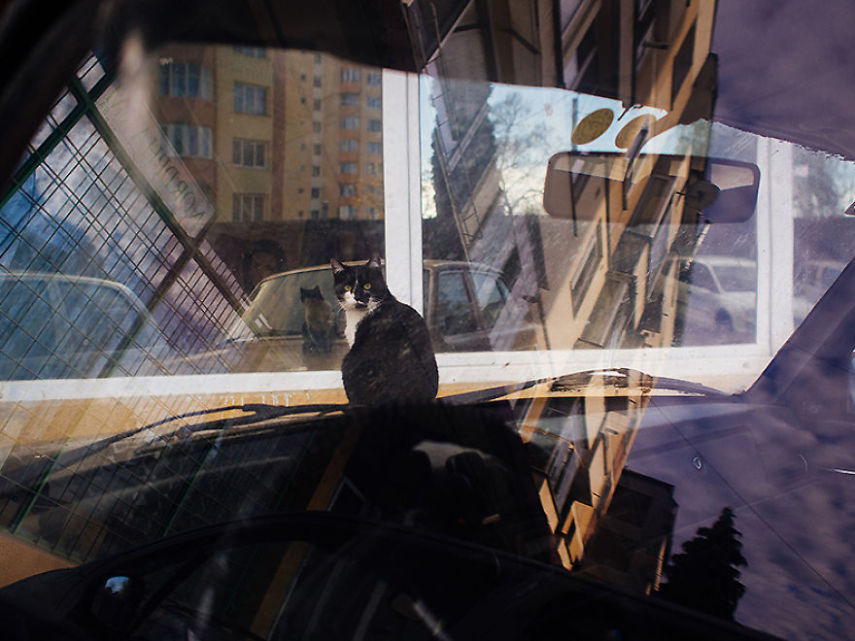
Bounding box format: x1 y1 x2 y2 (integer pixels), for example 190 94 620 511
4 2 855 641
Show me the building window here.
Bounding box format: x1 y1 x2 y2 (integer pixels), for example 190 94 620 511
163 124 213 158
339 205 356 219
341 68 361 83
366 141 381 154
313 75 322 88
233 46 266 58
340 183 356 197
365 162 379 175
232 194 264 222
635 0 657 71
340 117 359 130
339 162 357 174
565 23 598 92
311 209 320 219
159 62 212 99
672 24 696 104
313 144 322 155
313 99 322 111
366 96 382 109
340 139 358 152
234 82 267 114
366 72 382 86
232 139 265 168
311 188 320 199
367 119 382 132
297 210 304 218
312 166 321 177
340 93 360 106
312 122 322 133
367 207 380 219
571 223 604 311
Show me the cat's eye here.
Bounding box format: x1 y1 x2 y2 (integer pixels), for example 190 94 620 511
344 285 352 291
363 283 371 290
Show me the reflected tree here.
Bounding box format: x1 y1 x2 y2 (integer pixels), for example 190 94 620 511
658 506 747 620
489 92 553 216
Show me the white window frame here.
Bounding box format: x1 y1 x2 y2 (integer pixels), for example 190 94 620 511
1 71 796 402
380 71 792 391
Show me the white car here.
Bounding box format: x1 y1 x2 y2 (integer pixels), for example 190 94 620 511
677 256 757 344
0 272 169 379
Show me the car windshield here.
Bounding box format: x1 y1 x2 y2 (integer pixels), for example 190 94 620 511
2 1 855 640
242 270 338 337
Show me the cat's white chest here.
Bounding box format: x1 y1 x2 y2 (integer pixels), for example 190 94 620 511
344 309 368 346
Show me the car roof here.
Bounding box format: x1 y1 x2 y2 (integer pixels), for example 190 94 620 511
253 259 502 289
0 270 142 295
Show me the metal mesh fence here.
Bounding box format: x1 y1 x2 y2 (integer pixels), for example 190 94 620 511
0 53 246 381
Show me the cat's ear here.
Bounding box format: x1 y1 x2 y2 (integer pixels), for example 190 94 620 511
331 258 345 274
367 253 382 270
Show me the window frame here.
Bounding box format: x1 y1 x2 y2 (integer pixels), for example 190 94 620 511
231 138 266 168
380 73 791 390
234 82 268 115
3 70 796 401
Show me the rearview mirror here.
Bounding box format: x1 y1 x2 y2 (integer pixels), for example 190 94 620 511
543 151 760 224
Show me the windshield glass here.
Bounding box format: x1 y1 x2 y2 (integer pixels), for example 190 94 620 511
2 2 855 640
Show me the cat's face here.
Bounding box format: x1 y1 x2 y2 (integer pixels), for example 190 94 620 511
331 256 388 311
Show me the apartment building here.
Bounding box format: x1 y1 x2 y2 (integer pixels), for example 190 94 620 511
153 45 385 288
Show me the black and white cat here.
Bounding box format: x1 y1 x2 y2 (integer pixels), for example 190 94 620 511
331 255 438 404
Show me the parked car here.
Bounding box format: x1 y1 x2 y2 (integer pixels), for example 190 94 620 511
220 260 540 372
793 259 847 325
677 256 757 343
0 272 171 380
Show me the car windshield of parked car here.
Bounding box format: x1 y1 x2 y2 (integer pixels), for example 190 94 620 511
242 270 338 338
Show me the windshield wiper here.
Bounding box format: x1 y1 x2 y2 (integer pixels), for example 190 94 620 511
86 402 347 454
441 368 727 404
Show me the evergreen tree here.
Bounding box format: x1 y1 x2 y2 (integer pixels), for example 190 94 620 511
658 506 747 620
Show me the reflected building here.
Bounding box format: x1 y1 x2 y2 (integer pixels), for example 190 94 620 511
421 0 717 572
576 469 677 594
519 369 660 572
153 45 385 290
424 0 718 352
